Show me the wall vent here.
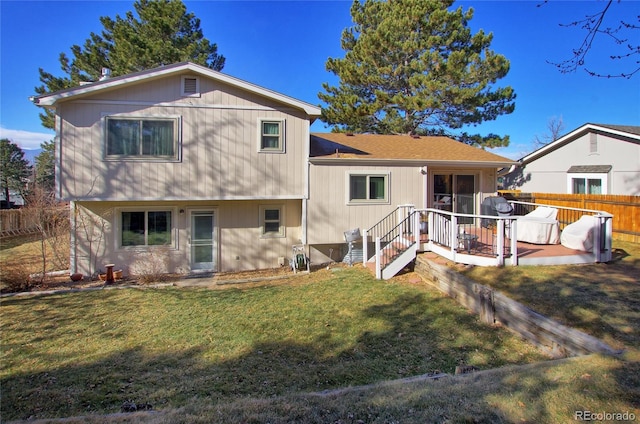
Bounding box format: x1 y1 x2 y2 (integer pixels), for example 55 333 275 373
181 76 200 97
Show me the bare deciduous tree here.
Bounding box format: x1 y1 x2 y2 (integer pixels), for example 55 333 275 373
533 116 565 148
541 0 639 78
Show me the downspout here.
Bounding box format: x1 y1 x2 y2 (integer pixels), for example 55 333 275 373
302 124 311 245
70 201 77 274
421 165 428 209
55 112 62 199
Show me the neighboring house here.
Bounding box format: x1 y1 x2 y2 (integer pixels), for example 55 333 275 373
502 123 640 195
32 62 515 276
0 190 25 208
306 133 514 264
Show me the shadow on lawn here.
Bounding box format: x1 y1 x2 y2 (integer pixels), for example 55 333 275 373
1 289 546 422
2 277 637 423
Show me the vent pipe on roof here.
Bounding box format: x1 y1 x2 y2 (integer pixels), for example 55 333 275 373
99 68 111 81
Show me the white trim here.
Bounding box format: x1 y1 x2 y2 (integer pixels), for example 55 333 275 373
519 123 640 164
33 62 322 116
346 171 390 205
310 157 514 167
567 173 609 194
187 208 219 272
54 112 62 199
59 194 305 202
72 99 292 112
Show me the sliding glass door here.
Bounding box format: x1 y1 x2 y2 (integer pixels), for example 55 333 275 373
433 174 476 218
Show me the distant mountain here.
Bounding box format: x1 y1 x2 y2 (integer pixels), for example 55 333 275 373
23 149 43 165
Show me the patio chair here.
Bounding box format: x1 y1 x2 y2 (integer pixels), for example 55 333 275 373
560 215 596 252
516 206 560 244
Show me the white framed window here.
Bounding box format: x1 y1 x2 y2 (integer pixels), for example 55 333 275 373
181 76 200 97
117 208 175 248
104 115 181 161
567 173 608 194
259 205 285 238
258 119 285 153
347 172 390 204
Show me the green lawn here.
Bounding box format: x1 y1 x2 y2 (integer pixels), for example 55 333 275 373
0 268 546 422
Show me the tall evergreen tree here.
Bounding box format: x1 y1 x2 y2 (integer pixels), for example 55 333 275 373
319 0 516 148
0 139 31 208
35 0 225 129
35 140 56 192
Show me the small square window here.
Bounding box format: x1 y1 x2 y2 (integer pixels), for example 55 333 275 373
259 119 285 152
260 205 285 237
348 173 389 204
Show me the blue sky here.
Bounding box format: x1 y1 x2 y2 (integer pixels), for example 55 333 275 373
1 0 638 160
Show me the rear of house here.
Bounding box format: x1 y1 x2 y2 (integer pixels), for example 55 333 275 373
306 133 515 264
33 62 320 277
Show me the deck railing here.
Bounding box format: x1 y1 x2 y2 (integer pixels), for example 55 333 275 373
422 200 613 266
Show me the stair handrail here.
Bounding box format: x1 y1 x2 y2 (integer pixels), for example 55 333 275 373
375 210 418 276
363 207 399 264
363 205 415 264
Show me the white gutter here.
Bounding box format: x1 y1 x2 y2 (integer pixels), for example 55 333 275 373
309 158 516 168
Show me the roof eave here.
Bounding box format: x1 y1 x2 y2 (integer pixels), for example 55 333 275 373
309 157 516 167
520 123 640 164
32 62 322 116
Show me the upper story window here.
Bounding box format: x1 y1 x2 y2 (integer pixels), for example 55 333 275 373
348 172 389 204
105 116 180 161
258 119 285 153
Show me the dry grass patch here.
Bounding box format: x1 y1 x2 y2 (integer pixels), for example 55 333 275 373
1 267 548 422
461 241 640 353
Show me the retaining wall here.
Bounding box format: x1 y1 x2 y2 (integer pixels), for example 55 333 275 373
415 254 620 358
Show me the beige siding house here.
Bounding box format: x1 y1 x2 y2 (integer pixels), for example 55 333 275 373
307 133 515 263
33 62 516 277
33 62 320 277
502 124 640 195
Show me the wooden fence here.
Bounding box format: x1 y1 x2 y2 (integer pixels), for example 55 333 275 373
500 192 640 243
0 207 69 238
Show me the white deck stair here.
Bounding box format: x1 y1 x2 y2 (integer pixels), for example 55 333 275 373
364 206 421 280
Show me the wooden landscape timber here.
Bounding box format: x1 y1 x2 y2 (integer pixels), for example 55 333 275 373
415 254 622 358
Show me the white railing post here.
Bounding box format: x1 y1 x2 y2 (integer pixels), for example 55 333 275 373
496 218 505 266
604 214 613 262
593 215 602 262
510 218 518 266
427 210 434 249
413 210 420 245
450 214 458 257
362 228 368 265
375 236 382 279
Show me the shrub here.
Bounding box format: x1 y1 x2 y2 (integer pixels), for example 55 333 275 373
129 247 171 284
0 262 33 292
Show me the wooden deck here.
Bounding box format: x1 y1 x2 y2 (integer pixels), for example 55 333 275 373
420 226 596 266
